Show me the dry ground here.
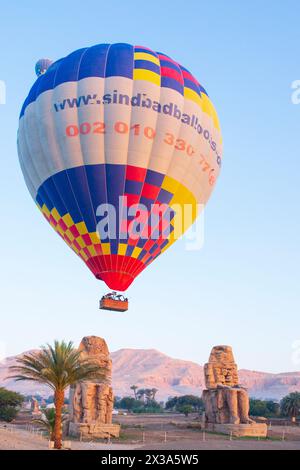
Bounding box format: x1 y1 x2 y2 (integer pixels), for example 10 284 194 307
0 428 140 450
0 413 299 450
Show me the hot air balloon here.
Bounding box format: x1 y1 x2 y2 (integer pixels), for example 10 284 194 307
35 58 53 77
17 43 222 311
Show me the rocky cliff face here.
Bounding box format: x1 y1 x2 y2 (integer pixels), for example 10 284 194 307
111 348 204 398
1 348 300 401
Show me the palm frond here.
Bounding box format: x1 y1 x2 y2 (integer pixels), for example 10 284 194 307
9 340 109 392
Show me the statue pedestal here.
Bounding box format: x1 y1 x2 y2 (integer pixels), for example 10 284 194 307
206 422 267 438
68 422 120 439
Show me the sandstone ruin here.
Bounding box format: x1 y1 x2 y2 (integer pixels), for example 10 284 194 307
68 336 120 439
30 397 41 417
202 345 267 437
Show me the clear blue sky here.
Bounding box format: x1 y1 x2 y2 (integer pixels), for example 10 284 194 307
0 0 299 373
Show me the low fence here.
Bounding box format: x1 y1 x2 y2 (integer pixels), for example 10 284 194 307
113 426 300 444
0 423 46 439
0 423 71 449
1 422 300 448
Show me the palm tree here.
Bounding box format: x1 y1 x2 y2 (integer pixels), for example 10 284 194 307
130 385 138 400
280 392 300 423
9 340 108 449
137 388 146 402
144 388 153 403
151 388 158 400
32 408 67 441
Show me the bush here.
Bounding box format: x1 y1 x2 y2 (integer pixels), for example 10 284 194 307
165 395 204 414
177 404 194 416
114 396 163 413
115 397 138 411
249 399 279 417
280 392 300 419
0 387 23 422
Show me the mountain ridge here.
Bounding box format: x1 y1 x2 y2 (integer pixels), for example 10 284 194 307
1 348 300 401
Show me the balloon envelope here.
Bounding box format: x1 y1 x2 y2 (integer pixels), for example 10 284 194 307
18 43 222 291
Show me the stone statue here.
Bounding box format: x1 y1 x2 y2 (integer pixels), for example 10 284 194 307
68 336 120 438
31 397 41 416
202 345 254 425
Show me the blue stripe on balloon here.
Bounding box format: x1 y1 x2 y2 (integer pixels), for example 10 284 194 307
125 245 134 257
137 239 147 248
37 59 64 95
125 180 143 195
134 60 160 74
183 78 201 95
149 243 158 254
199 84 208 96
54 48 88 87
105 43 133 79
159 59 182 72
137 249 147 260
145 169 164 187
134 47 158 57
157 188 173 204
85 164 107 213
180 64 208 95
79 44 110 79
48 171 83 224
105 164 126 253
139 196 153 211
160 239 169 250
66 166 98 232
42 178 67 216
161 76 184 95
38 184 55 212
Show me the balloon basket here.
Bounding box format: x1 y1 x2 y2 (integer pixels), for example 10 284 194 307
99 292 128 312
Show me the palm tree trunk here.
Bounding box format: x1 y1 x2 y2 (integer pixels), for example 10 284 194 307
54 389 64 449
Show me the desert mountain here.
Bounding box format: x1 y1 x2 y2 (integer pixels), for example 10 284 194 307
1 348 300 401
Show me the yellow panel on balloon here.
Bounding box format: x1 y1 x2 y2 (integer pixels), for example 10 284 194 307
101 243 111 255
117 243 127 256
132 246 142 259
62 213 74 228
76 221 88 235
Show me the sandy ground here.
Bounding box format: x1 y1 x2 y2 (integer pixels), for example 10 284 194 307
0 428 140 450
0 427 300 451
140 440 300 450
0 430 300 451
1 413 300 451
0 428 47 450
